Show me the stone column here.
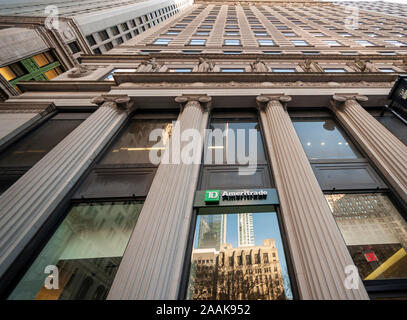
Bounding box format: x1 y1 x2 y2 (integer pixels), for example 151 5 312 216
257 95 369 300
0 102 56 149
108 95 211 300
331 94 407 204
0 95 134 279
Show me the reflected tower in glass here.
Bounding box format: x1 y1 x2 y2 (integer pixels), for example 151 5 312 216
197 214 227 251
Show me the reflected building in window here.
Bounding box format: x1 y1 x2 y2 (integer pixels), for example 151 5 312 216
189 239 286 300
238 213 255 247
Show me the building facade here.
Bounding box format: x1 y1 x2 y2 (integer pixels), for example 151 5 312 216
0 0 406 300
0 0 192 99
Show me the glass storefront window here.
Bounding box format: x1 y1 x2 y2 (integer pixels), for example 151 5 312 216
292 119 361 160
205 122 266 165
326 193 407 281
0 115 85 168
187 210 293 300
374 114 407 146
9 201 143 300
100 119 173 165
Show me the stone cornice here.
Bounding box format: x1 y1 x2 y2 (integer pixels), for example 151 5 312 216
114 72 397 85
18 81 114 92
0 102 56 114
80 53 407 63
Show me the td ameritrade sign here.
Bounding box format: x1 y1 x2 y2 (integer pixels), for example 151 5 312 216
196 188 279 208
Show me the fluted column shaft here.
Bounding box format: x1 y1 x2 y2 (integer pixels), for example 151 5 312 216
0 97 132 279
333 97 407 203
259 96 369 300
108 98 209 300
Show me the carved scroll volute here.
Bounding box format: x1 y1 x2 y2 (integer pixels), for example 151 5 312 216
256 95 292 111
175 95 212 113
91 95 135 113
331 94 368 111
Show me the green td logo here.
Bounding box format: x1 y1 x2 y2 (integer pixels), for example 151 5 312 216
205 190 220 203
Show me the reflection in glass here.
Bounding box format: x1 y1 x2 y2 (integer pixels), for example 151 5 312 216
9 201 143 300
326 193 407 280
205 122 266 165
187 211 292 300
292 119 361 160
101 120 173 165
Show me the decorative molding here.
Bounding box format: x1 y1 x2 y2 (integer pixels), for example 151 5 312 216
0 102 56 115
175 94 212 112
90 95 135 113
256 94 292 110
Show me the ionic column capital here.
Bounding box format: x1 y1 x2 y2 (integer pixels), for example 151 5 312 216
174 94 212 113
256 94 292 111
91 94 135 113
330 94 369 111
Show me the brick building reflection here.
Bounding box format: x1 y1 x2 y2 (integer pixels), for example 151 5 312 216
189 239 286 300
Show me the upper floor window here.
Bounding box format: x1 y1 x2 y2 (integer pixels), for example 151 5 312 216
385 40 407 47
272 68 296 72
338 32 353 37
224 39 241 46
195 31 210 36
182 50 202 54
341 51 359 55
168 68 192 72
189 39 206 46
258 39 275 46
291 40 309 46
302 51 320 55
220 68 245 72
223 51 242 55
225 32 239 36
104 68 137 81
365 33 379 37
324 40 342 46
355 40 375 47
86 35 96 46
153 38 171 45
165 31 180 35
323 68 347 73
379 68 395 73
111 26 120 36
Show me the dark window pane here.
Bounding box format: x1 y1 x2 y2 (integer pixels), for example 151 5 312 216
205 122 266 165
9 201 143 300
187 211 293 300
68 41 81 54
0 116 85 168
326 193 407 281
292 119 361 160
100 119 173 165
375 115 407 146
